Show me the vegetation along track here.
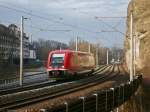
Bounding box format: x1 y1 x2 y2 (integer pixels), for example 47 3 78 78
0 65 107 96
0 65 118 111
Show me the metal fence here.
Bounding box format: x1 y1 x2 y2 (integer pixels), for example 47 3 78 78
40 75 142 112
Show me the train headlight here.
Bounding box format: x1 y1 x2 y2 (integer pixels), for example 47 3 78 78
62 66 64 68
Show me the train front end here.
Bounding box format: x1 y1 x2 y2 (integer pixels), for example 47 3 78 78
47 51 69 80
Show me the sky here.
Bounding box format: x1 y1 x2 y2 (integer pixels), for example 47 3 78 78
0 0 130 48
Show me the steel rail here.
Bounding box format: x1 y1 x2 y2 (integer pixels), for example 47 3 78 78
0 72 46 84
45 69 143 112
0 65 118 111
0 65 107 96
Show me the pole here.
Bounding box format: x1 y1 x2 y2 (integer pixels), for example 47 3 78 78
130 12 133 81
76 37 78 51
64 102 68 112
107 49 109 65
20 16 24 86
88 43 91 53
133 33 136 76
80 97 85 112
96 48 98 66
93 93 98 112
30 35 32 43
118 52 120 62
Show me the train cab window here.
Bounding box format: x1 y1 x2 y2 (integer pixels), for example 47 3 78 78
51 53 65 68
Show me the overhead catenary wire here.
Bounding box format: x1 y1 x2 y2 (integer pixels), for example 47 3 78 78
0 2 124 36
66 7 127 46
68 8 127 37
94 17 126 37
0 1 64 20
0 3 114 45
0 19 71 32
73 11 128 45
0 19 94 46
0 2 125 46
0 3 99 34
70 7 127 37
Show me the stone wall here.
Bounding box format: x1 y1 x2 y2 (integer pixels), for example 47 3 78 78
125 0 150 79
125 0 150 111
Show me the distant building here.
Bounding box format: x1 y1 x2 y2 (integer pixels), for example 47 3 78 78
23 33 30 59
0 24 30 63
29 43 36 60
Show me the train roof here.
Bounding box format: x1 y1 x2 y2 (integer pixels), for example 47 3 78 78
49 50 93 55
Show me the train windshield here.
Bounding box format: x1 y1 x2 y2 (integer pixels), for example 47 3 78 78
51 53 65 68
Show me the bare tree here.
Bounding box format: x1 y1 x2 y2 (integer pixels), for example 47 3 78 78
33 39 68 61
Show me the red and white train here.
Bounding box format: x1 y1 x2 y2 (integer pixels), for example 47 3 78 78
47 50 95 79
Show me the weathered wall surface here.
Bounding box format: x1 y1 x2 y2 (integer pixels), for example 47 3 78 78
125 0 150 81
125 0 150 111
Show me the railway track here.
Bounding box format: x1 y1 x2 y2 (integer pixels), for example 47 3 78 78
0 65 118 111
0 72 47 88
0 65 107 96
